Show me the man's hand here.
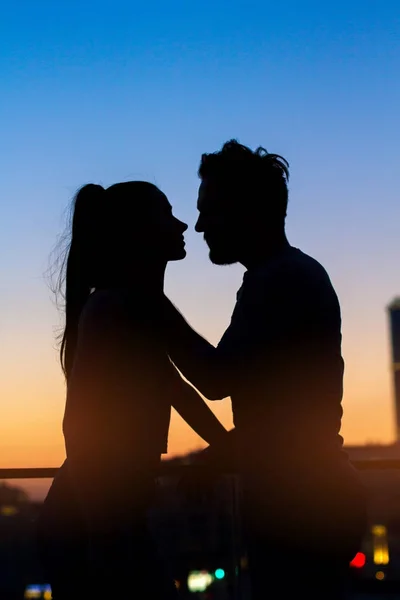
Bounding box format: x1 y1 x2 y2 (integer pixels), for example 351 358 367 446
201 428 238 473
177 431 238 505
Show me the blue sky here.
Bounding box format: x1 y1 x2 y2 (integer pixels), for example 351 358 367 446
1 0 400 470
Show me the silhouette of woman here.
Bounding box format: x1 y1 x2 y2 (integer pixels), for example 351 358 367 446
36 182 228 599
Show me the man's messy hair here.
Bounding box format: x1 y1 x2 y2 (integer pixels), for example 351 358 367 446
198 139 289 220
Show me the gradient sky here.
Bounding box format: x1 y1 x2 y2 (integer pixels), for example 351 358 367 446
1 0 400 475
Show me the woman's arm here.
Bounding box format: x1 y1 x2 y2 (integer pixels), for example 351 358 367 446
169 363 229 446
163 295 231 399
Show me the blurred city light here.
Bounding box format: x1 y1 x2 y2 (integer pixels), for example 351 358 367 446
24 584 51 599
372 524 390 565
349 552 366 568
24 586 41 599
187 570 213 592
0 505 18 516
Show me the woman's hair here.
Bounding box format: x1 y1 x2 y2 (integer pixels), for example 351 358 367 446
53 181 159 381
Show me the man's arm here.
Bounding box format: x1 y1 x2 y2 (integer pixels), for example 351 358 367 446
163 295 231 399
163 269 290 400
169 363 229 446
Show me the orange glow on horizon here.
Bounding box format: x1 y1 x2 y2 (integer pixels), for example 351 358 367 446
0 362 396 470
0 308 398 481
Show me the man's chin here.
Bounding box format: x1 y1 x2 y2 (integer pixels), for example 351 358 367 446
208 250 237 266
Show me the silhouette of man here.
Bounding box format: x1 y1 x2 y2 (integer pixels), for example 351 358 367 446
163 140 367 600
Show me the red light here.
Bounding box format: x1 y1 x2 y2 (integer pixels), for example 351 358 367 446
350 552 366 568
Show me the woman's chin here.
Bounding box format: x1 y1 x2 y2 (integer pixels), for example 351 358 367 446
169 247 187 262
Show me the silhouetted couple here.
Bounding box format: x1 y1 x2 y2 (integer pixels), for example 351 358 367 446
37 140 367 600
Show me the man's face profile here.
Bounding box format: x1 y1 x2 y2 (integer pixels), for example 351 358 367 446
195 178 240 266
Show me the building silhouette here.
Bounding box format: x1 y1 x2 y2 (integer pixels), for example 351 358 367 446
388 297 400 442
345 297 400 461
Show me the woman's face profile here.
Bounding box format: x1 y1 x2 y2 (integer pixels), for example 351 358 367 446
122 187 188 264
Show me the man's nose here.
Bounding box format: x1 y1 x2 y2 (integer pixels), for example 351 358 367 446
179 220 188 233
195 216 203 232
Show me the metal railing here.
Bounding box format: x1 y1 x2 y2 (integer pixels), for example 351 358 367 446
2 459 400 599
2 458 400 480
0 462 242 600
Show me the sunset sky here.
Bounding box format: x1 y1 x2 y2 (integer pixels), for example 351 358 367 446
1 0 400 484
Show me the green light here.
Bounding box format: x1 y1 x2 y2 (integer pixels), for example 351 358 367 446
214 568 225 580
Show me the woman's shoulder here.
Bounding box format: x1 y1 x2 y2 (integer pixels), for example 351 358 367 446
83 288 127 317
79 288 157 338
78 289 134 338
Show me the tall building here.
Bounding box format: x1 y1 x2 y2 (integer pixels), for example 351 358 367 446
388 297 400 442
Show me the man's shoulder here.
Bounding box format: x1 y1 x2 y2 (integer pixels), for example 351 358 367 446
247 247 334 290
285 248 333 283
